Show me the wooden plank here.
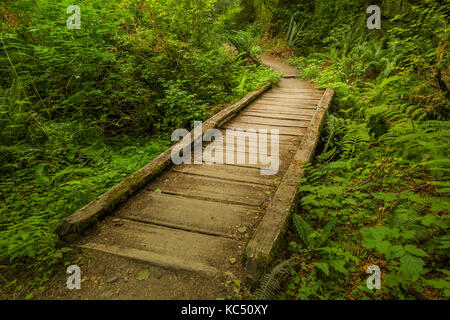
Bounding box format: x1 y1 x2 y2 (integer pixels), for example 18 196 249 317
173 164 282 185
251 101 317 111
202 136 292 155
245 105 317 115
270 89 324 94
222 122 307 136
240 111 314 120
217 129 300 146
116 192 260 237
202 148 292 171
230 115 311 128
146 171 275 207
262 93 323 99
258 97 321 104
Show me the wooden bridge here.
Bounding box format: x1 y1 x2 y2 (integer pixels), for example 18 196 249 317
56 56 333 295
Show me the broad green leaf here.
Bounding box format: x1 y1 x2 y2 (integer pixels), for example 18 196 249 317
421 215 448 228
400 230 416 240
387 245 405 259
405 245 429 257
237 226 247 234
312 262 329 276
375 240 391 254
438 269 450 277
399 254 425 281
135 268 150 281
329 260 347 274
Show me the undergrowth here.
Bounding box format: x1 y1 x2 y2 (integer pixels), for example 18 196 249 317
252 0 449 300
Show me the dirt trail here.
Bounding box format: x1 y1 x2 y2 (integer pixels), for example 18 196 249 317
30 55 324 300
260 54 299 78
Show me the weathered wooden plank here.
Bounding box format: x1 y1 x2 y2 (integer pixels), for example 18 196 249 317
245 105 317 115
258 97 321 104
222 122 308 136
250 102 318 109
173 164 281 185
262 93 323 99
202 136 293 155
201 148 292 172
116 192 259 236
146 171 274 207
269 88 324 94
240 111 314 120
217 129 300 146
230 115 311 128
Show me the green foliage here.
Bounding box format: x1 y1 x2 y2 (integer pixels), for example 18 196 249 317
285 17 305 47
263 0 450 300
283 153 449 299
0 135 170 282
292 214 337 250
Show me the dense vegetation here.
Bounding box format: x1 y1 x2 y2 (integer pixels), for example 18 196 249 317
240 0 449 300
1 0 448 300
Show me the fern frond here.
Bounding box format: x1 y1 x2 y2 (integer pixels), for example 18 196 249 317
339 240 373 259
341 122 371 158
293 215 338 250
253 259 295 300
292 214 314 249
323 218 338 235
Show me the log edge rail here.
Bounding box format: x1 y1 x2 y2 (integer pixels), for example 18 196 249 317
244 88 335 280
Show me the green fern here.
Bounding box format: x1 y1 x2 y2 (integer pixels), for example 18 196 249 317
341 123 371 158
321 114 347 154
285 17 305 47
253 259 295 300
339 240 373 259
293 215 337 250
292 214 314 249
381 120 450 176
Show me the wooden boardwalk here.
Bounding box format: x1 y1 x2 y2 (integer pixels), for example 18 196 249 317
59 57 333 287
